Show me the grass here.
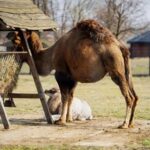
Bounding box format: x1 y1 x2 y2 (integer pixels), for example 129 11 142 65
0 145 110 150
141 138 150 147
131 58 150 75
1 58 150 150
4 74 150 120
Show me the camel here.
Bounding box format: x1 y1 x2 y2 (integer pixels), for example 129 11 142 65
13 20 138 128
45 87 93 121
45 87 62 115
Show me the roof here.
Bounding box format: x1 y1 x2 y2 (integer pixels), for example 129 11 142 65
0 0 57 30
127 31 150 44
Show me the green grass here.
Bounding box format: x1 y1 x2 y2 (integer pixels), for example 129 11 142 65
1 59 150 150
141 138 150 147
20 63 30 74
5 75 150 120
131 58 150 75
0 145 120 150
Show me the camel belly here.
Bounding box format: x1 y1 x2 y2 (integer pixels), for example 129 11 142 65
64 38 107 82
68 56 106 83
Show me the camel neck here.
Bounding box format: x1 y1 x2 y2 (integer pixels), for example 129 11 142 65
32 44 55 76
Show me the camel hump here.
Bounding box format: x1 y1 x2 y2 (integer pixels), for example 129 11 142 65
77 19 101 34
76 19 114 43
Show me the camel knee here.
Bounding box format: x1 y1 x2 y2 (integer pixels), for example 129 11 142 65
126 98 132 108
111 73 134 108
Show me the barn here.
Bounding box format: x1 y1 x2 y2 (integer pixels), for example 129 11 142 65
127 31 150 58
127 31 150 75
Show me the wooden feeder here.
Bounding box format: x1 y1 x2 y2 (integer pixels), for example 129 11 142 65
0 0 57 129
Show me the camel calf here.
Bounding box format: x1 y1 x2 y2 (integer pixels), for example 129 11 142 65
45 87 93 121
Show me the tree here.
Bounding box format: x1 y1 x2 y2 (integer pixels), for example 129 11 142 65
32 0 97 40
96 0 148 40
69 0 96 27
32 0 49 15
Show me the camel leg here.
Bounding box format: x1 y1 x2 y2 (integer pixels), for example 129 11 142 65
55 71 76 125
110 72 133 129
128 81 138 128
66 90 74 122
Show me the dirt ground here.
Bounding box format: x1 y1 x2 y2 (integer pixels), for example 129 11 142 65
0 114 150 149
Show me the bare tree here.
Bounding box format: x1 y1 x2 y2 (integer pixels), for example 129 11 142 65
32 0 97 39
32 0 49 15
96 0 148 40
53 0 97 38
69 0 96 27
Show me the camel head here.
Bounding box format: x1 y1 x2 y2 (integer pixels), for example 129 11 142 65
45 87 60 98
10 31 53 76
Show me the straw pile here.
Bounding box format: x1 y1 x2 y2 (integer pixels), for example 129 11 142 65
0 54 22 96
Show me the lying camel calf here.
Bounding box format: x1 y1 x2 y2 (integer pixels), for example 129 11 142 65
45 87 93 121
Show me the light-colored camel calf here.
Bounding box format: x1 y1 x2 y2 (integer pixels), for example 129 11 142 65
45 87 93 121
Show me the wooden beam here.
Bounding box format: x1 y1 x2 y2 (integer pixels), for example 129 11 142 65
21 31 53 124
7 93 39 99
0 51 28 54
0 96 10 129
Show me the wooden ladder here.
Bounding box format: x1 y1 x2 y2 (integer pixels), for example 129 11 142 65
0 96 10 129
0 30 53 129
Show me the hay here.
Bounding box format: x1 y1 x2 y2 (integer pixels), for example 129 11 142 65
0 54 22 96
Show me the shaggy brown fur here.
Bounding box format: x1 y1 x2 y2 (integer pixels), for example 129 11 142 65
14 20 138 128
26 31 43 53
10 31 43 53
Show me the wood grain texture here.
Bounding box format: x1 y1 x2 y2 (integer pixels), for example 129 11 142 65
0 96 10 129
0 0 57 30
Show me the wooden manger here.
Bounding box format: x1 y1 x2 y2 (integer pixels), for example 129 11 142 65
0 0 57 129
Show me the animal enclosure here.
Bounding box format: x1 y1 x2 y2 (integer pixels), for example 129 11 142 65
0 75 149 149
0 0 57 129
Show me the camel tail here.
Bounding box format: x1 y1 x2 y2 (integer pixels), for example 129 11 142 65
120 44 138 101
120 45 130 82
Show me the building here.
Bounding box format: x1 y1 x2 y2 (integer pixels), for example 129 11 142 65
127 31 150 75
127 31 150 58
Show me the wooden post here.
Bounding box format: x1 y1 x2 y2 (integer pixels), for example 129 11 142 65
21 31 53 124
0 96 10 129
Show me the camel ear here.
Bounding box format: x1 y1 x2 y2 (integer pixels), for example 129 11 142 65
30 32 43 53
44 89 50 95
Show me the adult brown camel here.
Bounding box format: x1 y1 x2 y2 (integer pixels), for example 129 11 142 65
14 20 138 128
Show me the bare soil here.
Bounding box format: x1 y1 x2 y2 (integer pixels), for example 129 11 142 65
0 114 150 148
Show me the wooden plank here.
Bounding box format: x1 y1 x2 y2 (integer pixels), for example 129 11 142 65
0 0 32 5
0 95 10 129
0 13 48 20
21 31 53 124
0 0 57 30
0 51 28 54
0 16 56 30
0 8 41 14
6 93 39 99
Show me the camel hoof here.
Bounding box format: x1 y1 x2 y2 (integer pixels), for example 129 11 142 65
66 118 73 123
128 124 134 128
55 119 66 126
67 120 73 123
118 123 128 129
